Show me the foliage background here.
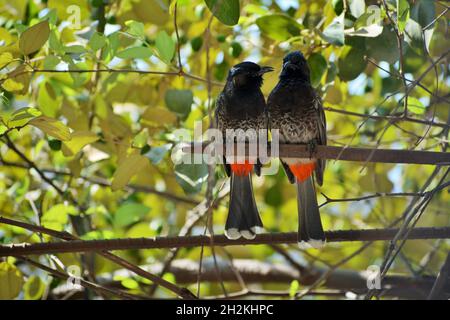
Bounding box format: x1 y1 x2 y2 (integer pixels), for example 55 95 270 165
0 0 448 299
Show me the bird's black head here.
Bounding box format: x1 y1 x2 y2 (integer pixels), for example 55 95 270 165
280 51 310 82
227 61 273 90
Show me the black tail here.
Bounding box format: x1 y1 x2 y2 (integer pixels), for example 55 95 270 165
225 174 263 240
297 176 325 248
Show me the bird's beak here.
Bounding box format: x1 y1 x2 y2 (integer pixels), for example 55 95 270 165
258 66 274 75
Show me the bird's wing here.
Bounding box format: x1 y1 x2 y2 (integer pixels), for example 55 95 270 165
314 94 326 186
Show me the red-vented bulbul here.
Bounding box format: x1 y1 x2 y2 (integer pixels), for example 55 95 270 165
215 62 273 240
268 51 327 248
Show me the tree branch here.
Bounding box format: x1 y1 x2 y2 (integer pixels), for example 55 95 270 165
185 143 450 165
0 224 448 257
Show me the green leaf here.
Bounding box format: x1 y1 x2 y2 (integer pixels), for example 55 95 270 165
321 13 345 46
0 262 24 299
88 32 107 51
0 124 7 135
43 55 60 69
48 139 62 151
146 145 171 164
64 45 87 54
125 20 145 38
348 0 365 18
366 27 399 63
6 107 42 129
111 154 149 191
338 46 367 81
29 116 71 141
165 89 193 118
205 0 240 26
332 0 344 16
174 163 208 194
24 276 45 300
397 0 410 33
348 12 383 38
411 0 436 28
114 202 151 227
406 97 426 115
155 31 175 64
256 14 301 41
190 36 203 52
48 30 64 53
121 278 139 289
230 41 243 58
307 53 327 87
132 130 149 148
289 280 299 298
42 204 77 231
19 20 50 55
116 46 152 59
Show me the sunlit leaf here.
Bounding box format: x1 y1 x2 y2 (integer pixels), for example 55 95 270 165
125 20 145 38
397 0 410 33
6 107 42 129
155 31 175 64
116 46 152 59
24 276 45 300
29 116 71 141
111 154 149 191
256 14 301 41
0 52 13 69
406 97 426 115
88 32 107 51
62 131 99 156
321 13 345 46
114 202 151 227
0 262 24 300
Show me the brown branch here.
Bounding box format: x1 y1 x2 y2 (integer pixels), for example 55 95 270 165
27 68 223 86
0 159 199 205
106 258 441 299
0 224 448 257
427 253 450 300
185 143 450 165
324 106 450 129
19 256 146 300
320 181 450 207
0 216 196 299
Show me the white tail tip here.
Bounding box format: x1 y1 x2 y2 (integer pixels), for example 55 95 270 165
224 228 241 240
298 239 326 249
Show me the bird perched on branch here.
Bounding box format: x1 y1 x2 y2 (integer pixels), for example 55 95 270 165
215 62 273 240
268 51 327 248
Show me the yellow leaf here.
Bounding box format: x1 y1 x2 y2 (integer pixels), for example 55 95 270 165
111 154 148 191
0 27 13 46
24 275 45 300
0 262 24 299
0 52 13 69
19 20 50 55
3 65 31 95
29 116 71 141
141 106 177 127
1 78 23 92
62 131 99 156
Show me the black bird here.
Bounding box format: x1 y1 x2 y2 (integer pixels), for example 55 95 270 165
215 61 273 239
268 51 327 248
